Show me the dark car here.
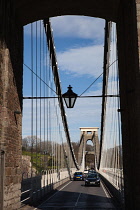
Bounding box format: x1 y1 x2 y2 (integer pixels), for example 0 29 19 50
85 173 100 186
73 172 84 181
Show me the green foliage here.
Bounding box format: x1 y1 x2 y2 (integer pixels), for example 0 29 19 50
22 151 55 172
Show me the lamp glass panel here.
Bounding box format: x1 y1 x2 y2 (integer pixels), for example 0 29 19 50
70 97 76 107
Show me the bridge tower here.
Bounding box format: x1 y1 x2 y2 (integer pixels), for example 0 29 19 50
78 127 100 171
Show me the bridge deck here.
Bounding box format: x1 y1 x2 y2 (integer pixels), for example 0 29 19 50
25 180 119 209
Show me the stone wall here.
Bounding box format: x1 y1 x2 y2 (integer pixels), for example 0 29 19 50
0 1 23 209
116 1 140 209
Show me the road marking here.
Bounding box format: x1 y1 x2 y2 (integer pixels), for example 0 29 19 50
34 181 72 209
75 192 81 206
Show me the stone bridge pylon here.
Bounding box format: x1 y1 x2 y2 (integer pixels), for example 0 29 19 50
78 127 100 171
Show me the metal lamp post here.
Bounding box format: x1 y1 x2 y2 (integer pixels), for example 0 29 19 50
62 85 78 108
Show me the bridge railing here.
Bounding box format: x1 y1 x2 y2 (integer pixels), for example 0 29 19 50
98 21 124 206
21 167 77 205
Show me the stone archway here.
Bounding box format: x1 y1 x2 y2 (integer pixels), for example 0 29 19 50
78 127 99 170
85 139 95 169
1 1 140 209
15 0 120 26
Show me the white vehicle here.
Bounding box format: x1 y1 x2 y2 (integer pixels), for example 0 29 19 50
84 170 88 174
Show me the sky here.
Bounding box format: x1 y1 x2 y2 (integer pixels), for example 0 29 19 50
23 15 106 143
50 16 105 142
50 16 105 92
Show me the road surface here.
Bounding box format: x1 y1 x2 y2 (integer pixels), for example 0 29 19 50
35 180 117 209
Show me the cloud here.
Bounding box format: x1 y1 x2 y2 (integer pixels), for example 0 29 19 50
23 16 118 145
24 16 105 43
22 90 103 142
22 79 119 143
57 44 104 77
51 16 105 41
23 16 105 78
22 99 59 138
63 89 103 141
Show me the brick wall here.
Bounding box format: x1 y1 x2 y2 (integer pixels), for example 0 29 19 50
0 1 23 209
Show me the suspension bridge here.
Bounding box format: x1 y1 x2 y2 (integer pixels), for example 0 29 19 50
19 18 123 209
1 1 140 210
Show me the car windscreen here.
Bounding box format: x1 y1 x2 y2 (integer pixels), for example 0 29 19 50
87 174 97 178
75 172 82 175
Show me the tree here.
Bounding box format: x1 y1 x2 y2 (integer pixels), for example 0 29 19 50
22 136 41 152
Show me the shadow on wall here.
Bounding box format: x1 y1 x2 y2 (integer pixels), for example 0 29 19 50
21 174 70 207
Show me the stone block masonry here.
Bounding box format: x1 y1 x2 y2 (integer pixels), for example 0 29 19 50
0 1 23 209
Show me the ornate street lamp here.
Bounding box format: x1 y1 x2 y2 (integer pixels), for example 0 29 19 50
62 85 78 108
